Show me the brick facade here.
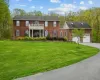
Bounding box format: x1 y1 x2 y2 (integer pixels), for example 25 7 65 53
13 16 92 42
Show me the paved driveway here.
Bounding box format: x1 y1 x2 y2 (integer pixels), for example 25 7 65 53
15 43 100 80
80 43 100 49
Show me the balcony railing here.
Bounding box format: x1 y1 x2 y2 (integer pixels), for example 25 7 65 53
29 24 44 30
29 24 44 26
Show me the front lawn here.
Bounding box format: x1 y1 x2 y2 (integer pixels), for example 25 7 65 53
0 41 99 80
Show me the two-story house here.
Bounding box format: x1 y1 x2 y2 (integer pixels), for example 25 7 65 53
13 16 60 38
13 16 92 43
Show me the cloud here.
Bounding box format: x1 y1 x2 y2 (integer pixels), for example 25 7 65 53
20 5 26 7
40 6 43 9
88 0 93 4
79 6 87 10
30 6 35 8
50 0 61 3
48 4 76 14
80 1 84 4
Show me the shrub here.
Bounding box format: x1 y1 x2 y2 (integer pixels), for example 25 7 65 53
46 33 50 40
16 37 24 40
17 37 46 41
64 36 68 41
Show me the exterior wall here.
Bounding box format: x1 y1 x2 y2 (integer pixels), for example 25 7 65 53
13 20 60 38
13 20 92 41
84 29 92 42
67 29 92 41
44 21 60 37
13 20 29 38
59 29 69 38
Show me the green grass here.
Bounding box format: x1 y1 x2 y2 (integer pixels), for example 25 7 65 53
0 41 99 80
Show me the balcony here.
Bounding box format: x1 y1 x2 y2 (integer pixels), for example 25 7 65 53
29 24 44 30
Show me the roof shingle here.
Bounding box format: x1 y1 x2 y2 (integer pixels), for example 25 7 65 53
13 16 59 21
67 22 91 29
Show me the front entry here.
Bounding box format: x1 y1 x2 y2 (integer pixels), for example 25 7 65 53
33 30 39 37
29 30 44 37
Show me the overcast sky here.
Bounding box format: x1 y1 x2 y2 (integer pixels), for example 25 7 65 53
9 0 100 14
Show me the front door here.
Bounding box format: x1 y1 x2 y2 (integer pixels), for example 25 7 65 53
33 30 39 37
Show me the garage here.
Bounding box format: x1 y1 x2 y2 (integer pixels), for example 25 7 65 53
72 37 80 43
83 34 90 43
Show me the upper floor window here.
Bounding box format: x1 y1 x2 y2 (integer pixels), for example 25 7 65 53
16 30 20 36
16 21 20 26
34 21 39 24
53 21 56 27
45 21 48 27
26 21 29 26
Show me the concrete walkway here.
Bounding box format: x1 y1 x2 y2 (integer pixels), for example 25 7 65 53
15 43 100 80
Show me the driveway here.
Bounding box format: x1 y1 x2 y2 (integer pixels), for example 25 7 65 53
15 43 100 80
80 43 100 49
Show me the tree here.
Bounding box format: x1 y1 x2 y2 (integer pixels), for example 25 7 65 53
48 11 59 16
12 8 26 17
27 10 43 16
72 29 84 45
4 0 9 5
0 0 12 39
33 10 43 16
65 8 100 43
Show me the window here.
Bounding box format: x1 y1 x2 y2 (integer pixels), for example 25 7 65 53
64 32 67 37
60 31 63 37
34 21 39 24
16 30 20 36
45 21 48 27
25 30 29 36
53 30 57 37
45 30 48 37
26 21 29 26
16 21 20 26
53 21 56 27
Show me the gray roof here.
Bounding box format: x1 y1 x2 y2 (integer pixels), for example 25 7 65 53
67 22 91 29
13 16 59 21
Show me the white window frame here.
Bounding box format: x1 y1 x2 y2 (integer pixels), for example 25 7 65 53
60 31 63 37
45 21 48 27
53 30 57 37
16 21 20 26
53 21 56 27
16 30 20 36
34 21 39 24
25 30 29 34
26 21 29 26
64 31 67 37
45 30 48 37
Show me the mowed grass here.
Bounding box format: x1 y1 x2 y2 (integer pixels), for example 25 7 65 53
0 41 99 80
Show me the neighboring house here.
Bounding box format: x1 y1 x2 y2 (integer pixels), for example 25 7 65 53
62 22 92 43
13 16 92 42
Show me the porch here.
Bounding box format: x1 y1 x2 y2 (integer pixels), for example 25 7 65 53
29 29 44 37
29 24 44 37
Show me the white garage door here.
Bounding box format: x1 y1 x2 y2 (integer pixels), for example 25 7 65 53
83 34 90 43
72 37 80 43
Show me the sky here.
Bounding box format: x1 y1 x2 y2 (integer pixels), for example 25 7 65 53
9 0 100 14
